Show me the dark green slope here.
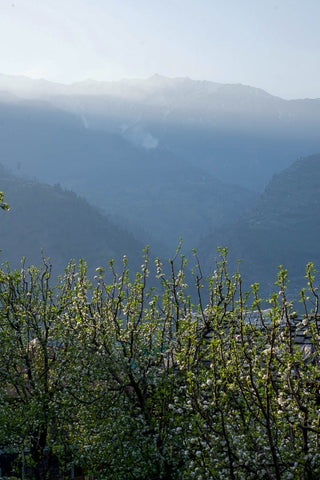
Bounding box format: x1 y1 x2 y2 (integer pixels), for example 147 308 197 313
0 166 146 277
198 154 320 296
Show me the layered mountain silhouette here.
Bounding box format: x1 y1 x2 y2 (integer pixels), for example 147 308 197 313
0 94 256 251
198 154 320 297
1 74 320 190
2 73 320 280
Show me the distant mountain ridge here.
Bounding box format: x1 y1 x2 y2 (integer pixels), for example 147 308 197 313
1 73 320 190
0 73 267 99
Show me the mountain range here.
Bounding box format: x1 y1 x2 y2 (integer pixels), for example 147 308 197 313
1 73 320 190
1 73 320 293
0 81 257 252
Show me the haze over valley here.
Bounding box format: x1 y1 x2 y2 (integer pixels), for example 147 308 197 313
0 73 320 297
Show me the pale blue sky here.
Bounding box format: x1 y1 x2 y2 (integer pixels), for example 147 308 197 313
1 0 320 98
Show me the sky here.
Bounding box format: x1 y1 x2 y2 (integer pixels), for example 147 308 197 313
1 0 320 99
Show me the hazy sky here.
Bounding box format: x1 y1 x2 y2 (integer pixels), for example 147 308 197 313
1 0 320 98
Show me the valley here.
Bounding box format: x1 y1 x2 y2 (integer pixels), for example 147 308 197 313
1 74 320 296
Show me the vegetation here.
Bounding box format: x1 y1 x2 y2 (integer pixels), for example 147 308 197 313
1 249 320 479
0 191 9 211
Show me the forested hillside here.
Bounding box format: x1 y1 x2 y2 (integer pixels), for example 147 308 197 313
199 153 320 297
0 165 145 276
